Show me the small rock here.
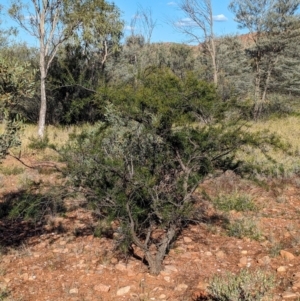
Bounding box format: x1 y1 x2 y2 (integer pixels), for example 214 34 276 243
282 291 298 299
159 294 166 299
239 257 248 266
205 251 212 256
175 283 188 291
197 281 209 290
93 284 110 292
21 273 29 281
241 250 248 255
277 266 288 272
33 252 40 258
281 250 295 261
257 255 271 265
284 231 291 238
115 263 127 271
216 251 225 259
164 265 178 273
69 288 78 294
164 276 171 282
294 272 300 278
110 257 118 264
183 237 192 243
116 286 131 296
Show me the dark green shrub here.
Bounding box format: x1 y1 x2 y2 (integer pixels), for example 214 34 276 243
61 68 286 275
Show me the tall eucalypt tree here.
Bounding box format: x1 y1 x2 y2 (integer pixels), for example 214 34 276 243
229 0 300 119
176 0 218 86
9 0 123 138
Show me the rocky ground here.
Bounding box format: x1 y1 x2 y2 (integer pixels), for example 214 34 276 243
1 157 300 300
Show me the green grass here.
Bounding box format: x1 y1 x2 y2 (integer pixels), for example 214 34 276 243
0 166 24 176
236 116 300 177
2 115 300 175
212 192 257 212
226 217 262 241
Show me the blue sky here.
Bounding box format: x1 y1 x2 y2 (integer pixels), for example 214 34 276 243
113 0 246 43
0 0 246 46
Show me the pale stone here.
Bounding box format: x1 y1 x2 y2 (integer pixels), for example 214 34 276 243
69 288 78 294
175 283 188 291
281 250 295 261
277 266 288 272
282 292 298 299
115 263 127 271
257 255 271 265
21 273 29 281
159 294 166 299
190 226 198 232
294 272 300 278
216 251 225 259
205 251 212 256
164 276 171 282
164 265 178 273
110 257 118 264
241 250 248 255
116 286 131 296
197 281 209 290
183 237 192 243
93 284 110 292
239 257 248 266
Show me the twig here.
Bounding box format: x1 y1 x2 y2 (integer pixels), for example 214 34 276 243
8 153 62 172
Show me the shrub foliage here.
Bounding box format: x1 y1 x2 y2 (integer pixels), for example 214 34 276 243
61 67 285 274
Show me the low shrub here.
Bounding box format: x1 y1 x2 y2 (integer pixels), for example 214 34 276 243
212 192 257 212
208 268 275 301
226 218 262 240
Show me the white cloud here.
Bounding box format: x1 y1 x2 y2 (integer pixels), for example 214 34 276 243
175 17 196 27
125 25 134 31
213 14 228 22
167 1 177 6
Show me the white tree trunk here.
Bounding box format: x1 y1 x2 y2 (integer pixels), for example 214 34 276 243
38 71 47 138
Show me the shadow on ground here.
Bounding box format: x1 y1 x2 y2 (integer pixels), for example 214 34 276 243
0 188 67 250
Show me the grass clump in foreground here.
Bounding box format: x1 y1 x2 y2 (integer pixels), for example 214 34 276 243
212 192 257 212
208 269 275 301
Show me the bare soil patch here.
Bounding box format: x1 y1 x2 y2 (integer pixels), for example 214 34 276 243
1 157 300 300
